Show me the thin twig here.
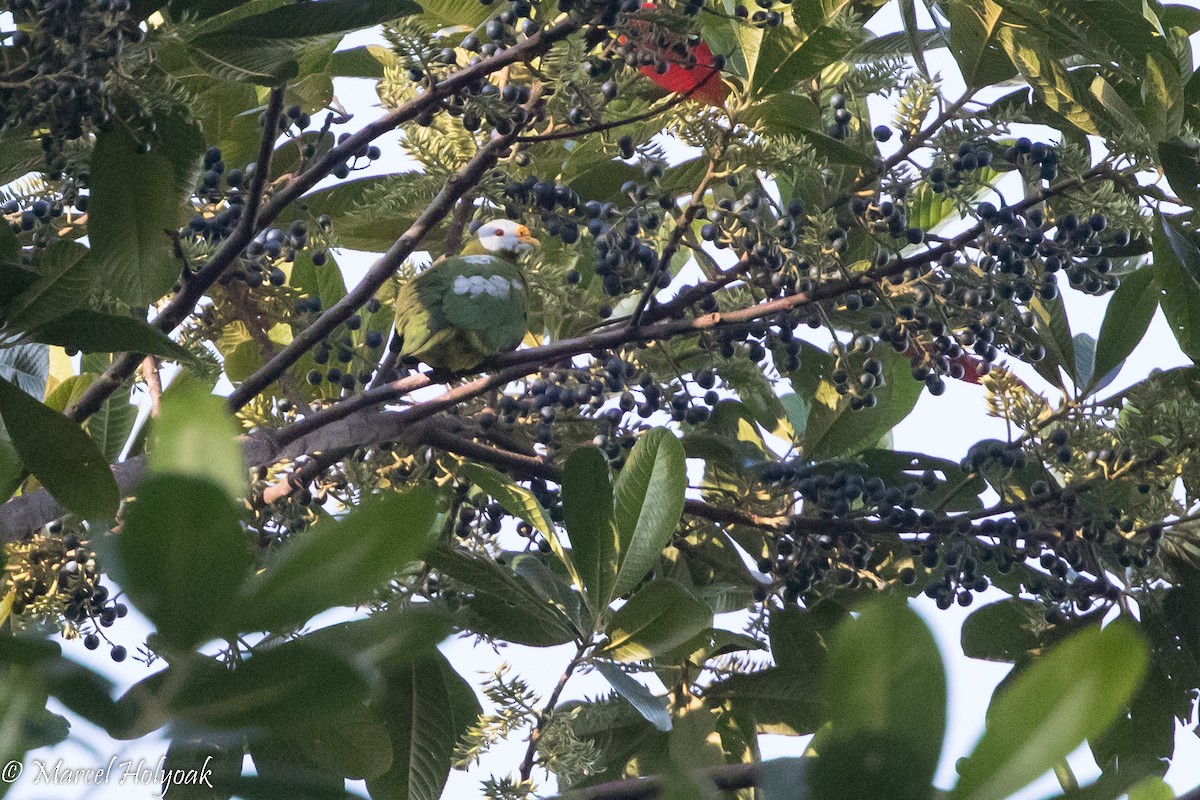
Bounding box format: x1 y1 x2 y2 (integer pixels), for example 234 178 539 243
141 356 162 418
628 143 725 327
519 642 589 782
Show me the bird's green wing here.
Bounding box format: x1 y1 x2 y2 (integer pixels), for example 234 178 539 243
393 262 453 356
438 255 529 353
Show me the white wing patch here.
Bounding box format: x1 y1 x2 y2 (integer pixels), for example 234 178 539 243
452 273 513 299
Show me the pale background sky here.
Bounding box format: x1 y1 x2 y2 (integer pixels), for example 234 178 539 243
10 2 1200 798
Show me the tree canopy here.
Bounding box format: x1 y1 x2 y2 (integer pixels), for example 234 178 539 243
3 0 1200 798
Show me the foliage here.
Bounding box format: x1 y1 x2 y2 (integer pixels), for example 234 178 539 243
0 0 1199 798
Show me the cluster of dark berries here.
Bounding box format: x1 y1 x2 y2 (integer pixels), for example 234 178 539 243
826 92 855 140
453 497 507 539
848 196 925 244
502 177 583 245
3 523 129 661
702 185 803 298
611 8 726 77
708 315 805 374
304 297 387 393
195 144 251 205
1005 136 1060 183
0 0 140 152
732 0 788 28
2 197 68 247
974 201 1126 297
926 140 996 193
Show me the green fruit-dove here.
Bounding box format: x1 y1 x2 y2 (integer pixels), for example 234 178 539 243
393 219 539 372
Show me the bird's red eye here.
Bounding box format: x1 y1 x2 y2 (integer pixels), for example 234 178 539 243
493 228 504 236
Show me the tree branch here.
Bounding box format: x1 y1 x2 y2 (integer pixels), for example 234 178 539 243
519 642 590 782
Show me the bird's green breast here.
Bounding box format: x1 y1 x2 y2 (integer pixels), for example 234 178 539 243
393 254 529 371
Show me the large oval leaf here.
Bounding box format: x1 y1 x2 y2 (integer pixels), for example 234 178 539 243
563 445 618 610
0 376 118 519
808 600 946 800
612 428 687 599
117 475 253 651
951 621 1149 800
239 487 438 631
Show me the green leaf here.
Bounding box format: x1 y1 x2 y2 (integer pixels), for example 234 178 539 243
1073 333 1096 391
961 599 1090 663
1092 266 1157 387
594 661 672 732
1127 777 1175 800
665 627 766 665
612 428 687 599
943 0 1015 87
1142 51 1184 140
298 606 451 672
600 580 712 662
286 173 441 251
169 642 371 730
905 169 1003 233
792 342 922 460
808 599 945 800
563 446 618 610
245 730 348 800
1154 214 1200 363
0 376 118 519
240 488 438 631
0 342 48 399
222 0 419 38
187 33 301 84
293 704 394 781
423 546 579 646
951 621 1149 800
86 388 137 463
3 242 92 332
366 652 481 800
769 601 847 677
289 248 347 308
704 665 827 735
149 381 246 499
1158 139 1200 211
461 462 557 544
327 45 389 78
29 309 196 364
89 115 204 306
0 664 53 785
1029 292 1076 387
117 476 253 651
998 28 1099 135
411 0 491 27
1088 74 1147 140
1089 663 1175 786
512 554 587 632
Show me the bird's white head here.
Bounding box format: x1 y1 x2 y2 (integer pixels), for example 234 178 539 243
477 219 540 257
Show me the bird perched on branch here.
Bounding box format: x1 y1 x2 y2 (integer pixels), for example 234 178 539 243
392 219 538 373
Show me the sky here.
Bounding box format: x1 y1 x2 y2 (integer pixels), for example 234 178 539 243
9 2 1200 799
